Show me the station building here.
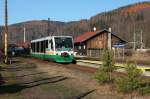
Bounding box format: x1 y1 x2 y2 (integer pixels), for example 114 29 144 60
74 29 126 57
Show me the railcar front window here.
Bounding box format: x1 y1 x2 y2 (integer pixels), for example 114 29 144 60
55 37 73 51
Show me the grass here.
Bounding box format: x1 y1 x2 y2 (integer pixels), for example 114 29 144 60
0 58 85 99
40 83 78 98
0 63 22 99
127 53 150 66
1 57 149 99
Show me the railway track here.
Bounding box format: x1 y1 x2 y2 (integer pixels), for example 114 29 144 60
23 57 126 78
18 55 150 77
31 58 98 73
19 55 97 73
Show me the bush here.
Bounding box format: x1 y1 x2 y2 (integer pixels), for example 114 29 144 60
94 70 109 84
139 85 150 95
114 63 142 93
102 50 115 72
95 50 115 84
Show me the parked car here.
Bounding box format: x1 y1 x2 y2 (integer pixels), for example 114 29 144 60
8 45 24 56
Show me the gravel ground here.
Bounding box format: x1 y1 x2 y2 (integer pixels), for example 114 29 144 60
0 57 149 99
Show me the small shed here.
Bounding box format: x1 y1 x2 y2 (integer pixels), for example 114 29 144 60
74 29 126 57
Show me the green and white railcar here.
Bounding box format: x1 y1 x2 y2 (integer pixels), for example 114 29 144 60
31 36 75 63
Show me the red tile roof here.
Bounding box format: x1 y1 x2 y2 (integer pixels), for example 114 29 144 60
74 30 127 44
74 31 99 43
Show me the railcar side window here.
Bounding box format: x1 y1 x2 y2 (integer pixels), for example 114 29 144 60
40 41 42 53
41 41 44 53
46 40 48 48
37 42 39 52
43 40 46 53
39 42 41 53
34 43 36 52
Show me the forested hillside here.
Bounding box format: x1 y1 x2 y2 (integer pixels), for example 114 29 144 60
0 1 150 47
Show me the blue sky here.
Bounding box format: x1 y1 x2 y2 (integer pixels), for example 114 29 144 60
0 0 149 25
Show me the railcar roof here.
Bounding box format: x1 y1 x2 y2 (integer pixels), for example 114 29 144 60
31 36 72 43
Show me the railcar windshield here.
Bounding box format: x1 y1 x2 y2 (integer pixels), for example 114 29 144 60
55 37 73 51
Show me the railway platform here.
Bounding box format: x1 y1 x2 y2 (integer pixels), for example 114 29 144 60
76 59 150 77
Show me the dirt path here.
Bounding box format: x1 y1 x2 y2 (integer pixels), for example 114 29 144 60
0 57 149 99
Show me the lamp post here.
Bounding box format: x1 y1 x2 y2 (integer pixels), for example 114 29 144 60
4 0 8 63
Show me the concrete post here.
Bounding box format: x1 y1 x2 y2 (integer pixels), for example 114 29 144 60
108 28 112 51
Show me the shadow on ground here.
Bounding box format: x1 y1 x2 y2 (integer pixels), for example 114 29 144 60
66 89 96 99
0 65 37 72
2 72 48 80
0 73 5 85
0 76 68 94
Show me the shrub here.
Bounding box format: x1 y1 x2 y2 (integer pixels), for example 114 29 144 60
94 70 109 84
114 63 142 93
138 80 150 95
95 50 115 84
139 85 150 95
102 50 115 72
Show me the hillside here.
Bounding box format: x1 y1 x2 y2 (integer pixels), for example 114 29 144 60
0 1 150 48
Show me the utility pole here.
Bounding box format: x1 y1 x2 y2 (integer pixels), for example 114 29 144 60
133 31 136 51
4 0 8 63
23 26 26 43
47 18 50 36
140 30 143 49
